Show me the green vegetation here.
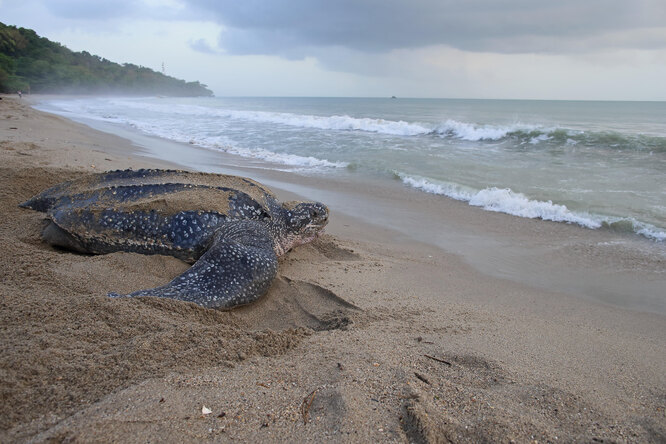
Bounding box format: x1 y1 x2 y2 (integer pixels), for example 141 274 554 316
0 22 213 96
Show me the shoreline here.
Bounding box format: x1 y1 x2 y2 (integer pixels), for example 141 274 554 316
33 96 666 315
2 96 665 442
34 95 666 244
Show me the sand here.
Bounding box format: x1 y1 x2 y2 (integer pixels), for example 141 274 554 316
1 96 664 443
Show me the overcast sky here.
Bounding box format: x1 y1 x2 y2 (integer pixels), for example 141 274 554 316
3 0 666 100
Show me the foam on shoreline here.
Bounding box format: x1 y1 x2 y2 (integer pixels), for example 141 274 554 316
397 173 666 241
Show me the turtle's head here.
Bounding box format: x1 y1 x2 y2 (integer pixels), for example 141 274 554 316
275 201 329 255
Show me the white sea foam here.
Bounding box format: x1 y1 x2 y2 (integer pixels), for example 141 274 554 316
399 173 666 240
395 173 666 239
635 225 666 242
41 99 348 170
399 173 598 227
200 108 547 141
206 143 349 169
228 111 431 136
433 120 522 141
398 174 473 202
211 109 553 143
468 187 600 228
45 98 666 154
65 98 561 141
603 218 666 242
93 100 431 136
529 134 552 144
140 128 349 170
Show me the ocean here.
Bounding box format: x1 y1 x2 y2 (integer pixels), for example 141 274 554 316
37 96 666 242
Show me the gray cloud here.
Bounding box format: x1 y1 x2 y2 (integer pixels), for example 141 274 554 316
185 0 666 56
189 38 221 55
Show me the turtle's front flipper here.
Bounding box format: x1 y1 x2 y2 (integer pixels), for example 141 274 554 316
109 221 278 309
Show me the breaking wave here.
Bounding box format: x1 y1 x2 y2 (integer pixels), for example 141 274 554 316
40 99 347 170
219 111 666 151
45 98 666 152
204 143 348 169
142 102 666 150
396 173 666 241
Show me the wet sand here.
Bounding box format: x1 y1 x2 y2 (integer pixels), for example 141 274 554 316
1 96 665 443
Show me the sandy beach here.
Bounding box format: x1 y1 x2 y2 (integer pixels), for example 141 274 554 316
1 96 665 443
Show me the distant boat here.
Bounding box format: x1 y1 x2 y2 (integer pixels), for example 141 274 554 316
391 96 397 99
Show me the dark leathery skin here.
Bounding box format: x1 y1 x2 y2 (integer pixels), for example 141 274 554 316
109 220 278 309
20 169 328 309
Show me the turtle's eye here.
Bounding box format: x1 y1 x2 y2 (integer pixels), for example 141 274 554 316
308 204 328 221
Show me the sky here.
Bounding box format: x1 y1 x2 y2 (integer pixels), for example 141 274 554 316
2 0 666 100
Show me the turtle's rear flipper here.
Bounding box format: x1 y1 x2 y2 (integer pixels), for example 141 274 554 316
109 221 278 309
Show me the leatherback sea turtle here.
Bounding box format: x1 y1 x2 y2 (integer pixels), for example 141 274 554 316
20 169 328 309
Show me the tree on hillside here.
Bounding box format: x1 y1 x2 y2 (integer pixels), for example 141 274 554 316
0 22 213 96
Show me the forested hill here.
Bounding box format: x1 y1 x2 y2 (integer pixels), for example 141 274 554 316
0 23 213 96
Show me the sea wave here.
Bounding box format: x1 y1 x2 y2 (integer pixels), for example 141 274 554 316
209 108 666 151
204 143 349 169
468 187 601 228
432 120 542 141
398 174 473 201
396 173 666 240
115 100 666 150
46 98 666 152
224 110 430 136
41 100 347 170
433 122 666 151
138 128 349 170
